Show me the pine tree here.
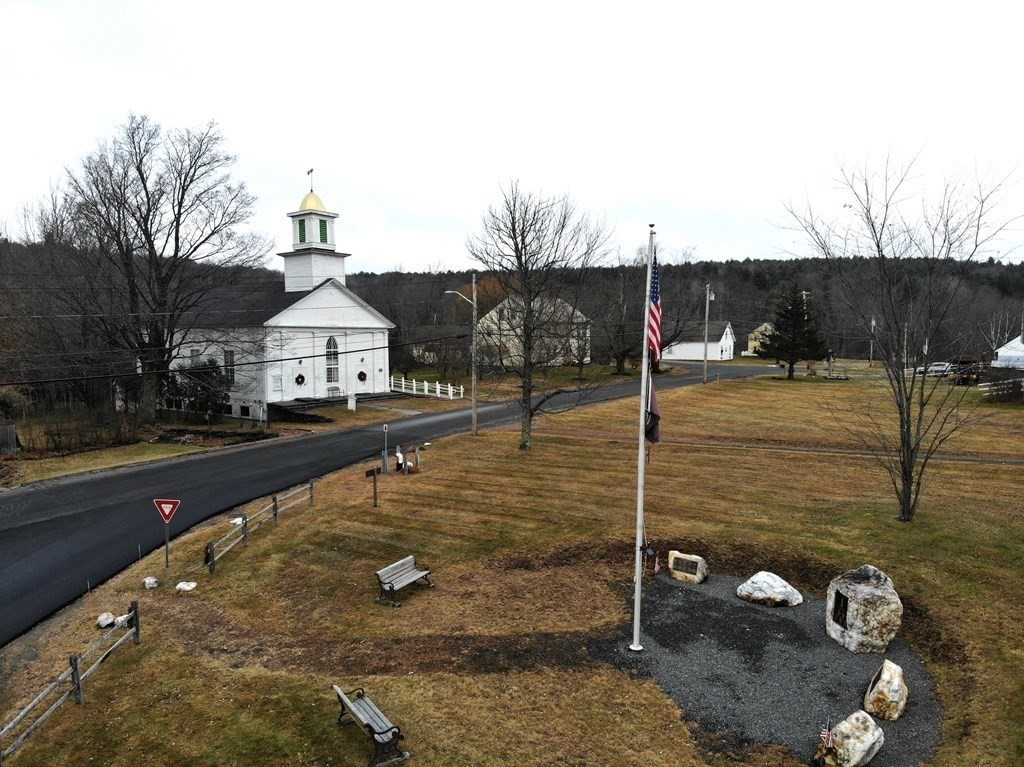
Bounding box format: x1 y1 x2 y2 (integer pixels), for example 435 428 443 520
757 285 830 379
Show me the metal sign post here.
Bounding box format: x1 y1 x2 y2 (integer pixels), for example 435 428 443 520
383 424 389 474
153 499 180 568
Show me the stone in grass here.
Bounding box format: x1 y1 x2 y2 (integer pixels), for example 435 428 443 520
813 710 884 767
826 564 903 653
96 612 115 628
666 551 708 584
863 659 908 721
735 571 803 607
143 576 159 589
175 581 198 592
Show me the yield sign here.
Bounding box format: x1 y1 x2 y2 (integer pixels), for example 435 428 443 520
154 498 180 523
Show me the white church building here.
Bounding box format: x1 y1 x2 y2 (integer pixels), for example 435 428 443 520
176 190 394 419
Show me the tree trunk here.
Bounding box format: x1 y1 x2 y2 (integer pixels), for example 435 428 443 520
787 362 795 380
519 373 533 450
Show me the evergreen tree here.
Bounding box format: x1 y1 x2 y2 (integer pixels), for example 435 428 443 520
757 285 830 379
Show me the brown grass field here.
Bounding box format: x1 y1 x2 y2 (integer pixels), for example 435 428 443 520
0 374 1022 766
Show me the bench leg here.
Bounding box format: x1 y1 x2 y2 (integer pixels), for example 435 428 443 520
371 736 410 767
375 585 401 607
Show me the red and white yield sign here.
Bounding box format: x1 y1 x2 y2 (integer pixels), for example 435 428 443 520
153 498 180 523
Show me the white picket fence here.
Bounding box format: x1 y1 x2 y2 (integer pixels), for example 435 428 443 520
390 376 464 400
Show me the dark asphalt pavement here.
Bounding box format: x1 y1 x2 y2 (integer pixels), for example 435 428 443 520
0 362 768 646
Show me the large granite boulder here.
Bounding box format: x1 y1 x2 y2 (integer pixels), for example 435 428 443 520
666 551 708 584
826 565 902 653
863 659 908 720
813 710 884 766
736 571 803 607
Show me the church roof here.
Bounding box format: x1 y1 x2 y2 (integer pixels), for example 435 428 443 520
190 279 312 327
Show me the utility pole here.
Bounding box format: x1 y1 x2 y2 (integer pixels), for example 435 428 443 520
869 315 875 367
703 282 714 384
445 274 478 436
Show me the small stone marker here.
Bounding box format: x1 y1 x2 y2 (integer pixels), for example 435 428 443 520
143 576 159 589
175 581 198 592
813 710 884 767
96 612 115 628
863 659 908 721
667 551 708 583
736 571 803 607
826 564 903 653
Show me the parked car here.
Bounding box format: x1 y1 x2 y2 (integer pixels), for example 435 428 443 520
952 362 986 385
913 362 952 377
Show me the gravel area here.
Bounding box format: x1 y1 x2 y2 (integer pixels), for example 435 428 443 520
590 572 942 766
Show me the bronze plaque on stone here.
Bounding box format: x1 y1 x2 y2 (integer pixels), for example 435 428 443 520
672 557 699 575
833 590 849 629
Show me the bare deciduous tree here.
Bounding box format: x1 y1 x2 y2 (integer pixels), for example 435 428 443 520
467 182 609 449
40 115 269 420
790 158 1012 522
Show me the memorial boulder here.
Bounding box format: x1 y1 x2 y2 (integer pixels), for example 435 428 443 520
863 659 908 721
736 571 803 607
826 565 902 653
666 551 708 584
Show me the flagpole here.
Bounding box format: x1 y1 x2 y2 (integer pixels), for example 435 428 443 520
630 224 657 652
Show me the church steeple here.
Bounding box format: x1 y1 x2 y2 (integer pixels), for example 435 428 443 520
279 182 349 291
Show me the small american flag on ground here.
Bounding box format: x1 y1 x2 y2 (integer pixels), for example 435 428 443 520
819 725 833 749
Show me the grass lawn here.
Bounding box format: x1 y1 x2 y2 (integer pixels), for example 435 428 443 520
1 374 1021 765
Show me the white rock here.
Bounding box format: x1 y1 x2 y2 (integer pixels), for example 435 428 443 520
229 517 244 526
736 571 803 607
826 565 903 653
814 710 884 767
175 581 198 592
864 659 908 721
143 576 159 589
666 551 708 584
114 613 132 627
96 612 115 628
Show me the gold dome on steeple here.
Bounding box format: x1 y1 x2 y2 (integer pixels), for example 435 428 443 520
299 191 326 212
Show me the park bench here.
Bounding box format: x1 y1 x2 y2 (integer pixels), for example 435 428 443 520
332 685 410 766
375 554 433 606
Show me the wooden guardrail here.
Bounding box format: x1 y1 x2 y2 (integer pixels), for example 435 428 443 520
978 377 1024 400
0 602 140 764
203 480 315 574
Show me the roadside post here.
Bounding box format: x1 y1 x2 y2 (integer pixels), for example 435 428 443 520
153 499 180 568
366 466 381 507
382 424 389 474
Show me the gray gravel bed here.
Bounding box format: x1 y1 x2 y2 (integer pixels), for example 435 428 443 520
590 572 942 766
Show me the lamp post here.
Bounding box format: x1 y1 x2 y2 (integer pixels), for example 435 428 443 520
703 282 715 384
445 273 477 436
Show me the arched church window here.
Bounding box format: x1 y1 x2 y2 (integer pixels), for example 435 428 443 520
326 336 339 383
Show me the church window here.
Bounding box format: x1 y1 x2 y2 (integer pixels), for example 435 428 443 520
298 219 306 243
272 375 283 391
224 350 235 385
326 336 339 383
190 348 200 363
319 219 328 243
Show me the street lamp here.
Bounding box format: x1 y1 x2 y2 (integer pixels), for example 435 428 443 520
703 282 715 384
444 272 477 436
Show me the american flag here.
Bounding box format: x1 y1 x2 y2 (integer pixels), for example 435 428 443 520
648 257 662 362
819 726 833 749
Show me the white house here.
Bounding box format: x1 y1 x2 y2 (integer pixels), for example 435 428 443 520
176 190 394 419
477 296 590 368
992 334 1024 368
662 321 735 361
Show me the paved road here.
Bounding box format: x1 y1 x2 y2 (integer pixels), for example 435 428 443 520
0 362 768 646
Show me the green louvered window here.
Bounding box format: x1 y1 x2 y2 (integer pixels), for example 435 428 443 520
319 219 328 243
298 219 306 243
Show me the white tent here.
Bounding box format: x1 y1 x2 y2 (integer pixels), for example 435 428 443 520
992 334 1024 368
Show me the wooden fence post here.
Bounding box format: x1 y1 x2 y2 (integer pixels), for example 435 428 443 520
130 601 140 645
309 479 315 507
242 515 248 546
205 542 216 575
272 496 279 524
69 656 83 704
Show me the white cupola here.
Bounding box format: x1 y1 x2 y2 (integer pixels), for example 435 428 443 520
279 189 350 291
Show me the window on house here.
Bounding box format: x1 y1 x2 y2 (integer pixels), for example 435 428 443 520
272 375 283 391
190 348 200 363
224 350 235 385
326 336 339 383
239 405 250 418
298 219 306 243
319 219 328 243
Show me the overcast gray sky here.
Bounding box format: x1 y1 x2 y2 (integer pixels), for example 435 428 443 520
3 1 1023 273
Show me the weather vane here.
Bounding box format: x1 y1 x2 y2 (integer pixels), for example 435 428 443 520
307 168 314 192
